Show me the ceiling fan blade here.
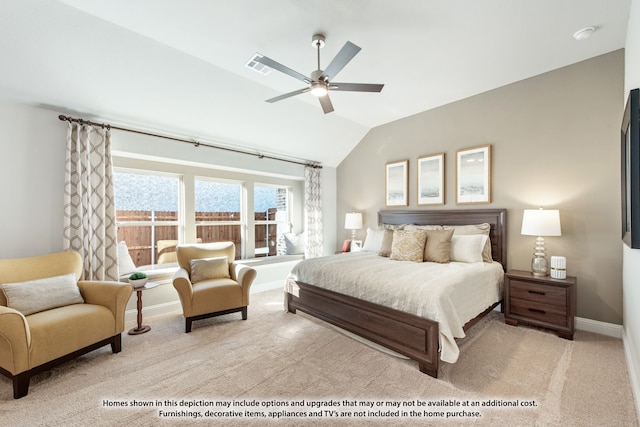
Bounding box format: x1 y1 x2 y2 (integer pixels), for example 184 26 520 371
329 82 384 92
318 95 334 114
322 41 361 80
255 55 310 84
266 87 310 103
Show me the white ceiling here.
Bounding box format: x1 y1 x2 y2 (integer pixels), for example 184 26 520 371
0 1 631 167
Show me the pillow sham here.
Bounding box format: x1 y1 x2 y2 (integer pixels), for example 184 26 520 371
444 223 493 263
283 232 305 255
390 229 428 262
117 241 138 276
1 273 84 316
362 227 385 252
423 229 454 263
449 234 488 263
189 257 230 283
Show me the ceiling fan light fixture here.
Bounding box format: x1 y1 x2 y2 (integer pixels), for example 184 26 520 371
310 81 328 97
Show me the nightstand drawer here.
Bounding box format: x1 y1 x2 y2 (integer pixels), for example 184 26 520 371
509 280 566 307
510 297 568 327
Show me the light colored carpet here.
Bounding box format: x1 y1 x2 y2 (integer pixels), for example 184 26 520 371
0 288 637 426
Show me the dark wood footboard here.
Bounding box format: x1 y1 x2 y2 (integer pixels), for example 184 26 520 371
287 280 440 377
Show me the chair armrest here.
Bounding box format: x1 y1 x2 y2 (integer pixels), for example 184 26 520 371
0 306 31 375
172 268 193 314
77 281 133 333
230 263 257 291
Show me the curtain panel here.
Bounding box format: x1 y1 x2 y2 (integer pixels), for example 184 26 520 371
63 122 119 281
304 166 323 258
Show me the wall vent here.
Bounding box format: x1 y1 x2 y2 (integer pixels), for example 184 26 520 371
245 53 272 75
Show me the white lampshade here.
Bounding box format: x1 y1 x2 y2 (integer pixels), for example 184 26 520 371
344 212 363 230
521 209 561 236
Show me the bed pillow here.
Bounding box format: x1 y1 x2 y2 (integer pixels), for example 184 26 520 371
283 232 305 255
378 224 406 257
390 229 428 262
117 241 138 276
449 234 488 263
362 228 385 252
404 224 443 231
1 273 84 316
189 257 230 283
444 223 493 263
423 229 454 263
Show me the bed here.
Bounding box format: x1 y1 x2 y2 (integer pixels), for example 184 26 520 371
285 209 507 378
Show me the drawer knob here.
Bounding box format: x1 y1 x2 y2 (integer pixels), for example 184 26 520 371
528 290 546 296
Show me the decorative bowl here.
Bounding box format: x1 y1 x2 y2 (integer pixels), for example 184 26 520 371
129 278 148 289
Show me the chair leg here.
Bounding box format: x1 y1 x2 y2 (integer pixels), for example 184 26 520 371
185 318 193 333
110 334 122 353
13 372 30 399
242 306 247 320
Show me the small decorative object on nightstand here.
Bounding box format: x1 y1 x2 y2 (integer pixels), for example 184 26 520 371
504 270 576 340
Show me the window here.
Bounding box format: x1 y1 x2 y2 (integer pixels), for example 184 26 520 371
114 171 181 267
195 178 243 259
254 184 291 257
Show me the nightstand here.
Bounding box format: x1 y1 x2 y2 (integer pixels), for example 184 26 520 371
504 270 576 340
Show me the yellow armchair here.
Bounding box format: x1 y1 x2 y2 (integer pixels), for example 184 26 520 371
0 251 132 399
173 243 256 333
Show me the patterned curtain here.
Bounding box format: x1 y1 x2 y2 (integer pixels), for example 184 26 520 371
304 166 323 258
63 122 118 281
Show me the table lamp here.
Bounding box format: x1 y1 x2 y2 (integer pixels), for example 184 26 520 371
344 212 363 241
521 208 561 276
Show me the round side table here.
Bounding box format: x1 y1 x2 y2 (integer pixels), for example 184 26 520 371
128 282 159 335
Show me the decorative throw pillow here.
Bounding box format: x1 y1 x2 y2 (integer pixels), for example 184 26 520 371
449 235 488 263
190 257 230 283
1 273 84 316
444 223 493 263
377 228 395 257
362 228 385 252
423 229 454 263
283 233 305 255
390 229 428 262
117 241 138 276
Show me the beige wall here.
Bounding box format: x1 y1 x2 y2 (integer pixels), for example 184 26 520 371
337 50 624 324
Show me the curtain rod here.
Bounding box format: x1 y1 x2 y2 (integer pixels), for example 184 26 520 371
57 114 322 169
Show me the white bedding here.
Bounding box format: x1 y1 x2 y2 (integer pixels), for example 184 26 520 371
287 251 504 363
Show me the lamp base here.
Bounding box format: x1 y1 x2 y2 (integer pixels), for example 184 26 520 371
531 256 549 277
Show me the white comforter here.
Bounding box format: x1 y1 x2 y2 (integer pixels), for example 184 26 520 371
287 251 504 363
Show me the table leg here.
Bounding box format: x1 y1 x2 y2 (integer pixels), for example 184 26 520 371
128 289 151 335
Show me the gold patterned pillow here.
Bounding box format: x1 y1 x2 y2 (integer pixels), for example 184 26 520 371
390 229 428 262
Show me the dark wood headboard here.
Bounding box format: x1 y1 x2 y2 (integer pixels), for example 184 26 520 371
378 209 507 271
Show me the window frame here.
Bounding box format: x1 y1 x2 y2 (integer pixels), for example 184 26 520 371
253 183 293 257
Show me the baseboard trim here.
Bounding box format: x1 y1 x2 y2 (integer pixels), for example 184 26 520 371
575 316 622 338
125 301 181 323
622 328 640 424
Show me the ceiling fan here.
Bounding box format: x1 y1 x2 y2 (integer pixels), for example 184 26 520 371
255 34 384 114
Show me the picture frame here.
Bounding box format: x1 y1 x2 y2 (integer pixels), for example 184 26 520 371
417 153 445 205
350 240 363 252
385 160 408 207
456 145 491 204
622 88 640 248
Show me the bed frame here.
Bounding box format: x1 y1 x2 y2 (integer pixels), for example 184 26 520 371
286 209 507 378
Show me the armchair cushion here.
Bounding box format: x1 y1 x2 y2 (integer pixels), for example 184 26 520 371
189 257 230 283
1 273 84 315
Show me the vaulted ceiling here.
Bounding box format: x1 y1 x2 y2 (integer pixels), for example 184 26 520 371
0 1 631 167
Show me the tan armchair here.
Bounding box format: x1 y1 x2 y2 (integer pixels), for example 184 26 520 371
173 243 256 333
0 251 132 399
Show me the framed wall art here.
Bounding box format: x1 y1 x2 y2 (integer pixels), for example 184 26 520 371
417 153 444 205
622 88 640 248
456 144 491 204
385 160 408 207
